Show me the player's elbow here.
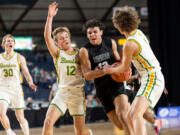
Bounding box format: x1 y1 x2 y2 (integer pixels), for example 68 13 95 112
83 71 96 80
44 32 49 40
44 30 51 40
83 74 92 80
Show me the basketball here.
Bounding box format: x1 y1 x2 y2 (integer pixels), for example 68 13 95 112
111 62 131 82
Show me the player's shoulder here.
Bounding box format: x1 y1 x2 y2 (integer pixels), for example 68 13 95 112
16 53 26 62
16 52 23 57
124 40 139 52
125 40 137 47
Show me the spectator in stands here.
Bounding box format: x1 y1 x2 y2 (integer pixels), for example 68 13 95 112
0 34 37 135
31 66 40 84
86 94 97 108
26 97 33 110
83 80 95 95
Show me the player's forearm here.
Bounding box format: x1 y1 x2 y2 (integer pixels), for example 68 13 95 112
84 70 105 80
24 72 34 85
44 16 53 42
44 16 58 58
115 63 129 74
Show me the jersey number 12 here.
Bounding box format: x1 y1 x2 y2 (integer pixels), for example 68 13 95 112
67 65 76 76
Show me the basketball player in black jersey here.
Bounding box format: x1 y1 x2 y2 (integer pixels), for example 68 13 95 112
79 19 133 135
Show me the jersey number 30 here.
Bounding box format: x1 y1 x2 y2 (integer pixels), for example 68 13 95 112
3 69 13 77
67 65 76 76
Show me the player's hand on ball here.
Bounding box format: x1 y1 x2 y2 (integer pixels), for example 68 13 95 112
111 62 120 67
95 66 100 70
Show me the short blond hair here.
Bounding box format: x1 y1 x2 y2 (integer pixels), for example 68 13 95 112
112 6 141 33
52 27 71 42
1 34 15 49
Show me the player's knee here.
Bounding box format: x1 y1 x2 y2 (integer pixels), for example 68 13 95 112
0 112 7 119
44 118 54 128
128 110 142 122
74 129 82 135
117 111 128 123
74 127 86 135
129 110 136 121
16 115 25 123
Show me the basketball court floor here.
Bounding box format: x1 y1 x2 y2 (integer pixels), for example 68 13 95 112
0 121 180 135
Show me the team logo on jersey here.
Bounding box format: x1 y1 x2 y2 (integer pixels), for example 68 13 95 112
61 57 76 64
93 52 110 63
0 63 16 68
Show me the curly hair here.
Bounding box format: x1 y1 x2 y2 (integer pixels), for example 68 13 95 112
112 6 141 33
82 18 105 32
52 27 71 42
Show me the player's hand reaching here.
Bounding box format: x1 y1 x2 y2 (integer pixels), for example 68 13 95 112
48 2 59 18
29 83 37 92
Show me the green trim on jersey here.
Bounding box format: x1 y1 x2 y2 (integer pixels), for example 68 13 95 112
149 106 153 109
0 99 10 105
139 54 154 69
17 53 23 83
127 38 154 71
54 49 60 84
21 84 24 97
136 71 157 104
148 72 156 99
136 58 148 72
140 73 150 96
83 90 86 114
1 52 16 61
70 91 86 116
64 48 78 55
51 103 65 116
71 114 85 116
128 29 137 37
127 39 142 56
0 99 25 110
136 54 154 71
14 107 25 110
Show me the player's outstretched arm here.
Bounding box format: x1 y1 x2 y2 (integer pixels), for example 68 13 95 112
44 2 59 58
19 54 37 91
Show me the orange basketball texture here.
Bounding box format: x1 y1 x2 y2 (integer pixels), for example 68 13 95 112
111 62 131 82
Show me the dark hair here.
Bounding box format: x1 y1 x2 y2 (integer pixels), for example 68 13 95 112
82 18 105 32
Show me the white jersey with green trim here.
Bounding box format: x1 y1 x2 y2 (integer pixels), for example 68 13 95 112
55 48 84 88
127 29 161 76
0 52 22 86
